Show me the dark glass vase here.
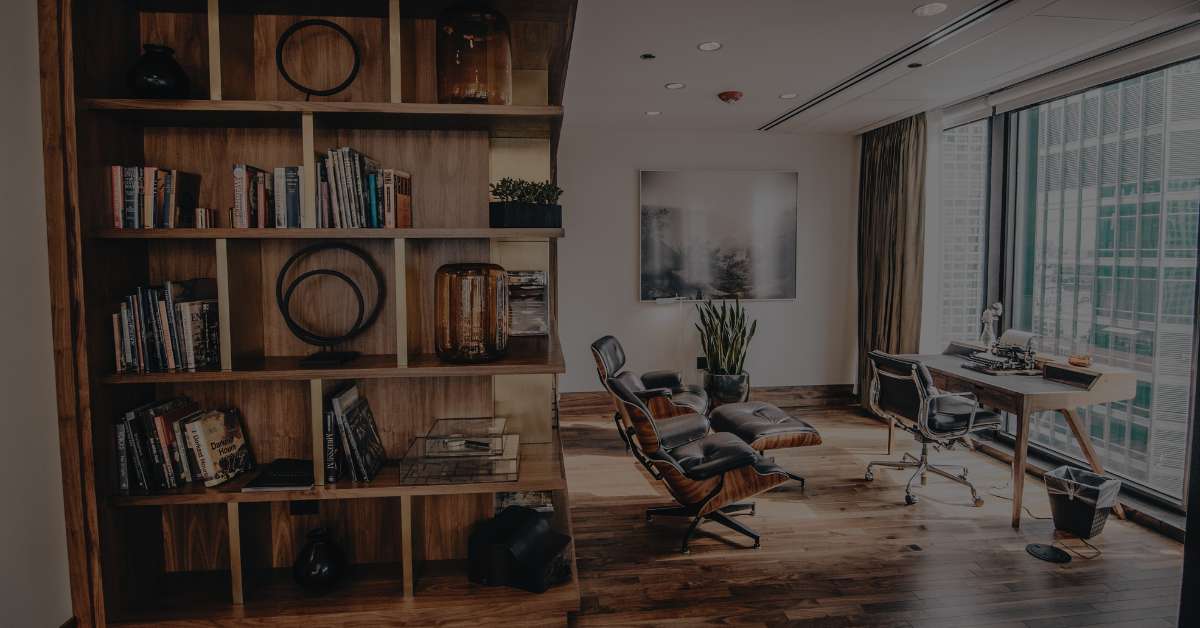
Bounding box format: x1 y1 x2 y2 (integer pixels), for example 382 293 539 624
435 263 509 363
292 528 346 594
703 371 750 408
436 2 512 105
129 44 190 99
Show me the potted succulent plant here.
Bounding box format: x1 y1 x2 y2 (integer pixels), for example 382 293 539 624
695 298 757 406
489 177 563 228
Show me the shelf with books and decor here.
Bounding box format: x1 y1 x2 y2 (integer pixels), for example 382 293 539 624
40 0 578 624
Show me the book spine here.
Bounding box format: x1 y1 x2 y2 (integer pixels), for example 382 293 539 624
158 296 177 371
273 168 286 228
164 170 177 228
286 166 302 228
112 312 123 373
134 413 166 490
323 409 339 484
397 172 412 228
337 410 365 480
367 173 378 228
111 166 123 228
171 416 193 482
142 166 156 229
124 415 150 491
152 413 177 488
155 169 168 228
233 164 245 228
116 423 130 493
132 167 144 229
185 418 213 482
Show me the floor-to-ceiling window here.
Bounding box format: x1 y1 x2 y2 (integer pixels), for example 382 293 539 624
940 120 990 345
1008 59 1200 501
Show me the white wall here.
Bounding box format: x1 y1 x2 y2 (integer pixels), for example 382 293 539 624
557 126 858 392
0 1 74 624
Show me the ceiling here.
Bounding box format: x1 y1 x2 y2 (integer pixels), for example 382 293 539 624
561 0 1200 134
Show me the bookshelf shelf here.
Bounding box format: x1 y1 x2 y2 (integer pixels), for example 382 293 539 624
111 437 567 506
82 99 562 136
94 227 565 240
102 336 565 383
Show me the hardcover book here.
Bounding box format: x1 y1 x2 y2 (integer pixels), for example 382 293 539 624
184 409 255 487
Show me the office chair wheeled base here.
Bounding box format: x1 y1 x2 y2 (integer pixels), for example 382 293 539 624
646 502 759 554
865 444 984 507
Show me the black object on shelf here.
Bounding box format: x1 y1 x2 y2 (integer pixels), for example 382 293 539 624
1044 465 1121 539
129 44 190 99
468 506 571 593
275 242 385 367
242 458 314 492
293 528 347 594
489 202 562 228
276 19 361 98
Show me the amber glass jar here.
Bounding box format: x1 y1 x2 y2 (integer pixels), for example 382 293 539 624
435 263 509 363
436 2 512 105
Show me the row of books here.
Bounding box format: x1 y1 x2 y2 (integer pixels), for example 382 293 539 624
108 166 202 229
112 278 219 373
322 383 387 483
317 147 413 229
114 397 253 493
231 165 305 229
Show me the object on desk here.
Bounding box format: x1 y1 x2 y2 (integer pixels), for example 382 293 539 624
1043 465 1121 539
292 527 346 594
961 343 1041 375
242 458 315 492
468 506 572 593
978 302 1003 348
998 329 1038 351
398 434 520 485
424 417 508 458
1067 335 1093 367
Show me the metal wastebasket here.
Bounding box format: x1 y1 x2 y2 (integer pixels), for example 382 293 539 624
1044 465 1121 539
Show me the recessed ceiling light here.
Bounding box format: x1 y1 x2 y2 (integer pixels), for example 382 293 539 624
697 41 722 52
907 62 923 68
779 93 798 100
664 82 686 90
640 53 656 60
645 111 662 116
913 2 948 17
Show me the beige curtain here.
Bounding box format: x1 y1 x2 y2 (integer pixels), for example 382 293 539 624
857 113 926 395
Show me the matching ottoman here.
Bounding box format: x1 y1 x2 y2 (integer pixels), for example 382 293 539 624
709 402 823 452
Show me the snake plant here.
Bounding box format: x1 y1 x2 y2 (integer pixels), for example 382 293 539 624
695 298 757 375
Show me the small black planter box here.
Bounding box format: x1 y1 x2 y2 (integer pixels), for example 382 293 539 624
489 202 562 228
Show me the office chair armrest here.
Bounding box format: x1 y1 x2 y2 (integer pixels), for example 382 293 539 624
928 391 979 434
633 387 674 402
641 370 684 390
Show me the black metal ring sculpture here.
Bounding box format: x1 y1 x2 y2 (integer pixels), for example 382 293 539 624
275 19 361 98
275 242 385 350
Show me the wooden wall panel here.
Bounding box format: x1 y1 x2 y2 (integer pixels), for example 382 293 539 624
147 240 217 283
241 499 406 570
251 15 390 102
413 493 493 561
157 380 313 463
404 239 491 355
138 11 210 99
142 127 303 226
312 128 490 227
161 504 230 572
399 18 436 103
257 238 397 357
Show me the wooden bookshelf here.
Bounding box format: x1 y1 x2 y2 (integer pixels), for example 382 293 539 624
37 0 579 625
94 227 565 240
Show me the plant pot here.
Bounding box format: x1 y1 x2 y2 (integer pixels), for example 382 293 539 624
489 201 562 228
703 371 750 407
292 528 346 594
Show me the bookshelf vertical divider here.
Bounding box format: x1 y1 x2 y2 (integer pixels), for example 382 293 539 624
215 238 234 370
206 0 223 100
227 502 245 605
389 0 404 103
394 238 409 366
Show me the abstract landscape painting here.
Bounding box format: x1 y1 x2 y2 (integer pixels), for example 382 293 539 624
639 170 797 301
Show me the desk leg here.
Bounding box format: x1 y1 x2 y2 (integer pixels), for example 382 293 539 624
887 417 894 455
1061 408 1126 520
1011 409 1032 529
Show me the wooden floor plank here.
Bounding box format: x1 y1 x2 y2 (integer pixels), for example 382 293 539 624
560 405 1183 627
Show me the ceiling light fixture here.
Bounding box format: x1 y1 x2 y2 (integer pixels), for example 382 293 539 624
640 53 656 60
697 41 722 52
907 62 923 68
664 82 685 90
912 2 948 17
645 111 662 116
779 93 798 100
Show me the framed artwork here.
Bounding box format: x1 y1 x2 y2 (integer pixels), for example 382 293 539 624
639 170 798 301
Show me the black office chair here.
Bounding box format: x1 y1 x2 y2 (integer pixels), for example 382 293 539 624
863 350 1002 506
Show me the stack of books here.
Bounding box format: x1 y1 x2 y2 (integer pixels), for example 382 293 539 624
322 383 387 483
108 165 203 229
112 278 219 373
317 147 413 229
114 397 254 493
231 164 305 228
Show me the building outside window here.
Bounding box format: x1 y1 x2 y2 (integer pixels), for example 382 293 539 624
1009 60 1200 500
939 119 990 345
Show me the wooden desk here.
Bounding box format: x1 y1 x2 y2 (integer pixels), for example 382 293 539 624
898 352 1136 528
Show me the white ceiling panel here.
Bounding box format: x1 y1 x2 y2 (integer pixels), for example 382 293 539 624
1036 0 1193 22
